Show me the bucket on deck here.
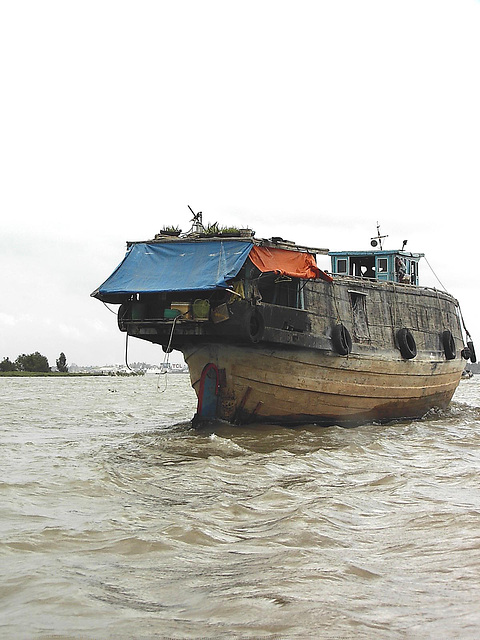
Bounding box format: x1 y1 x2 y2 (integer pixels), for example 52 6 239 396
164 308 181 319
171 302 192 319
193 299 210 320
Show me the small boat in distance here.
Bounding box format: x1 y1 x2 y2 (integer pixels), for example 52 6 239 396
92 215 476 426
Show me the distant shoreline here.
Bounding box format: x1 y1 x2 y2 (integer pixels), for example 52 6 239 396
0 369 187 377
0 371 107 377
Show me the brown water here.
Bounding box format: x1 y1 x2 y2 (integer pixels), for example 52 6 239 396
1 374 479 639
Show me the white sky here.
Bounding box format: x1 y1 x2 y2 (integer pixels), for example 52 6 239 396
1 0 479 367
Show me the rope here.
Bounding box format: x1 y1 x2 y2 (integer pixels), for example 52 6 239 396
157 314 183 393
113 305 189 383
424 256 447 291
424 257 473 340
330 281 342 323
124 333 133 371
102 302 117 315
457 303 472 340
391 282 399 328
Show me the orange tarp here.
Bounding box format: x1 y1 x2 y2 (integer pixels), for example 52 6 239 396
249 245 332 281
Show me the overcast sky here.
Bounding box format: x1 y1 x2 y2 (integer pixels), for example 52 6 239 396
1 0 479 367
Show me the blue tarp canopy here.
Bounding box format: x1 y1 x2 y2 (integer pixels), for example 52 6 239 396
92 240 254 302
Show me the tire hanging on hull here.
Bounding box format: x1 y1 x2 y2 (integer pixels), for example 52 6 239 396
331 323 352 356
397 328 417 359
246 307 265 343
442 330 456 360
467 341 477 363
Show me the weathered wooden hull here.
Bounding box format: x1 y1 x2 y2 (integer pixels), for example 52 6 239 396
184 342 464 426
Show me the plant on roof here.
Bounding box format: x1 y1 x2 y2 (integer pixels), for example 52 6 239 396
203 222 219 236
161 225 182 233
219 225 240 233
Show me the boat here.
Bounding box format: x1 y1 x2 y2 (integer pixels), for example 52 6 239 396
92 216 476 426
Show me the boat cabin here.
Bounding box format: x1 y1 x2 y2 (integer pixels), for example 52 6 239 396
329 250 424 285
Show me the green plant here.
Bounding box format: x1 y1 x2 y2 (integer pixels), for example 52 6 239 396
203 221 219 236
15 352 50 372
56 352 68 373
0 357 17 372
219 225 240 234
161 225 181 232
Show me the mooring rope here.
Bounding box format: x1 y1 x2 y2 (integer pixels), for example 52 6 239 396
102 302 117 315
457 303 473 341
124 332 133 371
424 255 447 292
330 281 342 324
157 314 183 393
423 256 473 341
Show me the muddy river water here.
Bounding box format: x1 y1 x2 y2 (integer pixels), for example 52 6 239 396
1 374 479 638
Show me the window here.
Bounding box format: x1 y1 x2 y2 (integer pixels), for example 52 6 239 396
337 258 347 274
350 256 375 278
257 274 303 308
411 261 418 284
377 258 388 273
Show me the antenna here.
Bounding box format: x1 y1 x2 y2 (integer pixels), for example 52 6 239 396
370 222 388 250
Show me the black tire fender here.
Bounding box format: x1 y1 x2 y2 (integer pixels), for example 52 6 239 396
397 328 417 359
117 302 130 331
442 330 456 360
246 307 265 343
331 323 352 356
467 340 477 363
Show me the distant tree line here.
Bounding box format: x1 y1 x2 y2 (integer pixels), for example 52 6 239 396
0 352 68 373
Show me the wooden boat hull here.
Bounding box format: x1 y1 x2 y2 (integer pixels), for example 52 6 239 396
184 343 464 426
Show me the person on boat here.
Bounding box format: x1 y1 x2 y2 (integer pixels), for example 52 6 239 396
395 256 406 282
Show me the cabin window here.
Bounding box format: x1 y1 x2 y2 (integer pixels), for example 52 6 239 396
337 258 348 274
377 258 388 273
411 260 418 284
349 291 370 339
350 256 375 279
256 273 303 309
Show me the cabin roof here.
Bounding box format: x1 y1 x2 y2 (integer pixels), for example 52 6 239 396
329 249 424 258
